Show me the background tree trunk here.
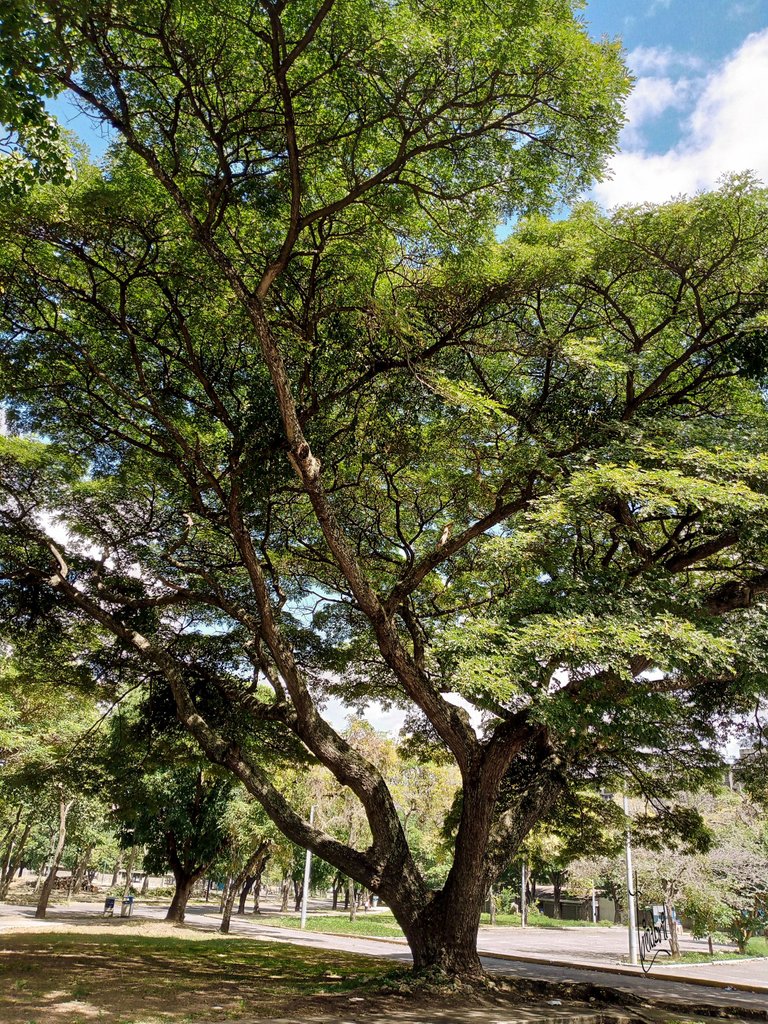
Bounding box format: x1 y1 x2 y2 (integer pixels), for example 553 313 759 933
348 876 356 922
35 797 74 919
122 845 137 898
67 845 93 901
110 857 122 888
221 842 270 933
0 818 32 899
552 872 563 920
237 876 255 914
280 876 289 912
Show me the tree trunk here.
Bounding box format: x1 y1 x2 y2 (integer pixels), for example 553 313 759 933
166 872 197 924
280 875 289 912
35 797 74 919
122 845 137 898
238 875 255 915
665 901 680 957
110 857 122 888
251 848 270 914
221 842 270 934
398 892 485 979
67 845 93 901
488 885 497 926
332 875 341 910
141 872 150 894
552 872 562 920
219 876 230 912
348 876 357 922
293 877 302 912
0 817 32 899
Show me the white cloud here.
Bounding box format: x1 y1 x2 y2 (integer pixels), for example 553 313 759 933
623 75 692 132
595 29 768 208
627 45 703 75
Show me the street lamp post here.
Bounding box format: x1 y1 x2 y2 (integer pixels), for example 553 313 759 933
623 794 639 966
300 805 316 930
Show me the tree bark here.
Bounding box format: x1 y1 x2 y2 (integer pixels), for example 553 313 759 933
0 816 32 900
332 875 341 910
219 876 231 912
348 876 356 922
35 796 74 919
280 875 289 912
221 841 270 933
122 845 137 898
665 901 680 957
251 848 270 914
110 857 122 888
552 872 562 920
237 875 255 915
166 872 197 924
67 845 93 901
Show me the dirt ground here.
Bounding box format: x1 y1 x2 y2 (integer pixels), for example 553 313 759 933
0 917 400 1024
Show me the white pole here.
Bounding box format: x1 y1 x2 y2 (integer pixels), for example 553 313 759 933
623 794 639 966
300 805 316 930
591 884 598 923
520 857 527 928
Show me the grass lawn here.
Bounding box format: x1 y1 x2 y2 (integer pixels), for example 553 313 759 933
0 923 393 1024
269 908 611 940
662 936 768 965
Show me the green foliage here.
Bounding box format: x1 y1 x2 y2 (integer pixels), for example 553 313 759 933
0 0 767 971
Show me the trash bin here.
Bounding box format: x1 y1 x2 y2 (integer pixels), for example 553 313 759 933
121 896 134 918
103 897 116 916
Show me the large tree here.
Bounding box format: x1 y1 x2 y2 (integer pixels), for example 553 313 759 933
2 0 768 978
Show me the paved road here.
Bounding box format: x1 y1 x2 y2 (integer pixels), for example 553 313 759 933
2 900 767 1017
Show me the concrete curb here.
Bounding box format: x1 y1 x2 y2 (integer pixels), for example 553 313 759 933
474 948 768 995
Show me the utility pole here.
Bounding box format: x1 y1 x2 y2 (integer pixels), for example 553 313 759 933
300 805 316 930
520 857 527 928
623 794 639 966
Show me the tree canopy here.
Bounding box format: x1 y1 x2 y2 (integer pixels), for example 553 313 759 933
1 0 768 979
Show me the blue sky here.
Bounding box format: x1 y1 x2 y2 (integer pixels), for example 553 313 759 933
584 0 768 206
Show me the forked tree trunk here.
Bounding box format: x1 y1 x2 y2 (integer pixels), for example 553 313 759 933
221 841 270 933
67 845 93 901
35 797 75 919
377 776 560 979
